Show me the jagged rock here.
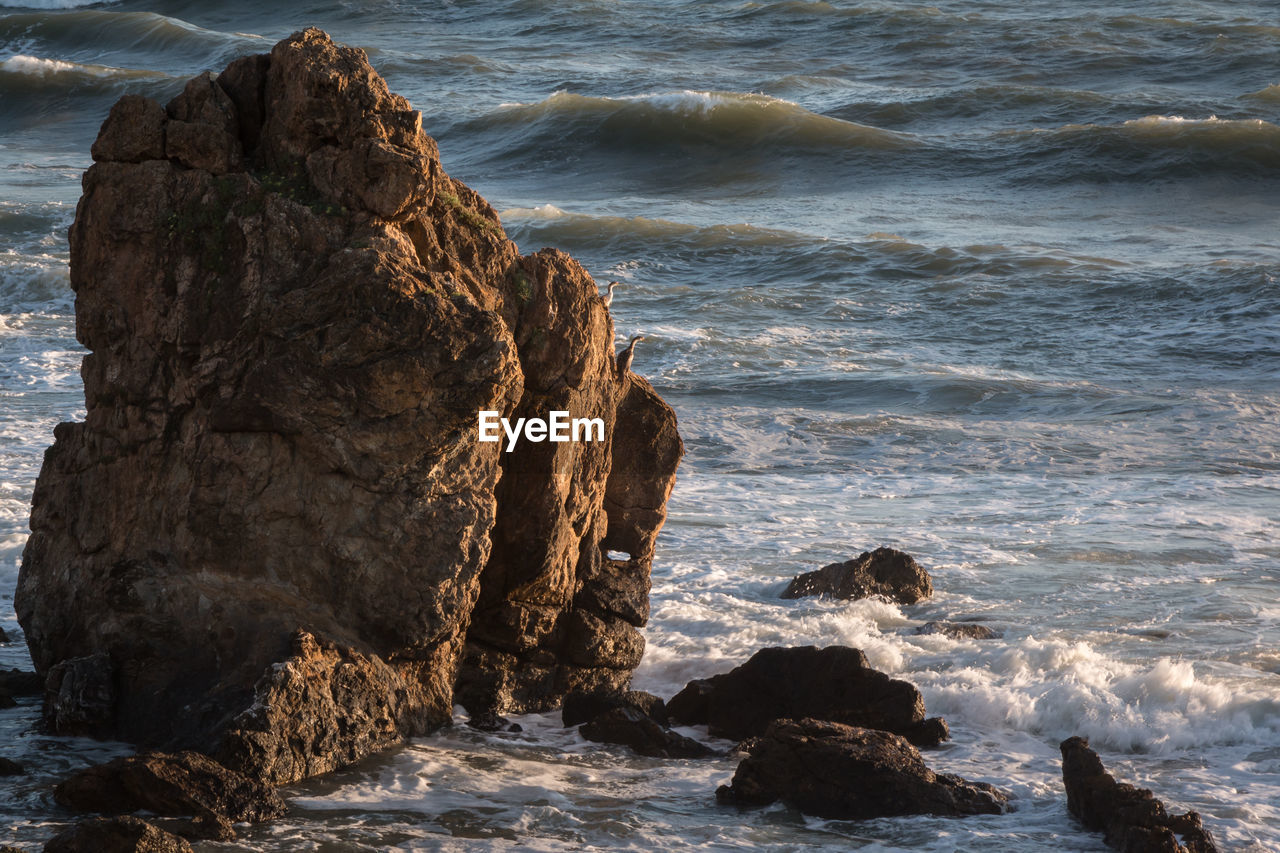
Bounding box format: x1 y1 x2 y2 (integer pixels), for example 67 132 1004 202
580 707 714 759
466 710 522 732
915 621 1001 640
1061 737 1219 853
43 816 192 853
54 750 286 828
780 547 932 604
0 756 23 775
16 28 680 784
717 718 1007 819
562 688 668 727
667 646 948 746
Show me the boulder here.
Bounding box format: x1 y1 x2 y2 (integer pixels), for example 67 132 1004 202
915 621 1001 640
16 28 681 784
580 707 713 759
780 547 931 604
0 626 8 642
562 688 668 727
0 668 42 695
717 718 1007 819
0 756 23 775
466 710 521 732
54 750 286 828
667 646 948 746
43 816 192 853
1060 737 1219 853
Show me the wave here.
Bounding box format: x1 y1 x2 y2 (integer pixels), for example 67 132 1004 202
457 89 917 170
0 0 113 7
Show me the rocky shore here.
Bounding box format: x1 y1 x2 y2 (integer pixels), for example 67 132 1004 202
3 27 1225 853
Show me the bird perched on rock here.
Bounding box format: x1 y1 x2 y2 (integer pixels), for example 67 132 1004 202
616 335 645 380
602 280 620 307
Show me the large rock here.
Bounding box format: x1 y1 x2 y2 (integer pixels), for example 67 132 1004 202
717 718 1007 819
1061 737 1219 853
667 646 948 746
580 707 713 759
562 688 668 727
780 547 932 604
43 816 192 853
54 750 286 829
16 28 681 784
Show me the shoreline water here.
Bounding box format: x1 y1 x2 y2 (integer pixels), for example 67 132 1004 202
3 1 1280 850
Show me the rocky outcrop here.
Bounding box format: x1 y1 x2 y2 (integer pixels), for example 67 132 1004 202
780 547 932 603
914 621 1001 640
54 750 285 839
43 817 192 853
717 718 1007 819
580 707 713 758
667 646 948 746
16 28 680 784
1061 737 1219 853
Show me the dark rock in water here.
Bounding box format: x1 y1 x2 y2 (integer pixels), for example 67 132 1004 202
667 646 948 746
915 621 1001 640
580 707 713 759
43 816 192 853
54 750 286 827
0 692 14 709
780 547 932 604
0 626 8 642
1061 736 1219 853
467 710 521 732
0 756 24 775
562 688 668 727
717 718 1007 819
16 28 680 784
0 668 43 696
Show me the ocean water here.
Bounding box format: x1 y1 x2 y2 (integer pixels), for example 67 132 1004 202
2 0 1278 850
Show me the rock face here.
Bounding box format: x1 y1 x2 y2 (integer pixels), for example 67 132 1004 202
1061 737 1219 853
667 646 948 746
16 28 680 783
781 547 931 604
43 816 193 853
717 718 1007 819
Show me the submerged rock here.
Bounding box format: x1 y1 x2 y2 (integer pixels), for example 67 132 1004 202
562 688 668 727
914 621 1001 640
43 816 192 853
54 750 286 831
1061 736 1219 853
580 707 713 759
717 718 1007 819
667 646 948 746
16 28 680 784
0 756 24 775
780 547 932 604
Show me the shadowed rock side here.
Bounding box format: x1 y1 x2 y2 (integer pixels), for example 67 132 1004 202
717 718 1007 820
43 816 193 853
1061 737 1219 853
16 28 680 784
668 646 949 747
781 547 932 604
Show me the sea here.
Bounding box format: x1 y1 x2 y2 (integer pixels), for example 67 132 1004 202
1 0 1278 850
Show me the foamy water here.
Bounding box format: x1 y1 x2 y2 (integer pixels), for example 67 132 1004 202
2 0 1279 849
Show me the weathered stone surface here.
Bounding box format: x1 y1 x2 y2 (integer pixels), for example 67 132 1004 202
667 646 948 746
1061 736 1219 853
43 816 192 853
580 707 713 759
17 27 681 785
781 547 932 604
915 621 1001 640
563 688 668 727
54 750 285 825
717 718 1007 819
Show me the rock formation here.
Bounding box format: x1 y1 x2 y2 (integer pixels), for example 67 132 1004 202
914 621 1001 640
42 817 192 853
717 718 1007 819
580 707 714 759
16 28 681 784
667 646 948 746
562 688 668 727
1061 737 1219 853
780 547 932 603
